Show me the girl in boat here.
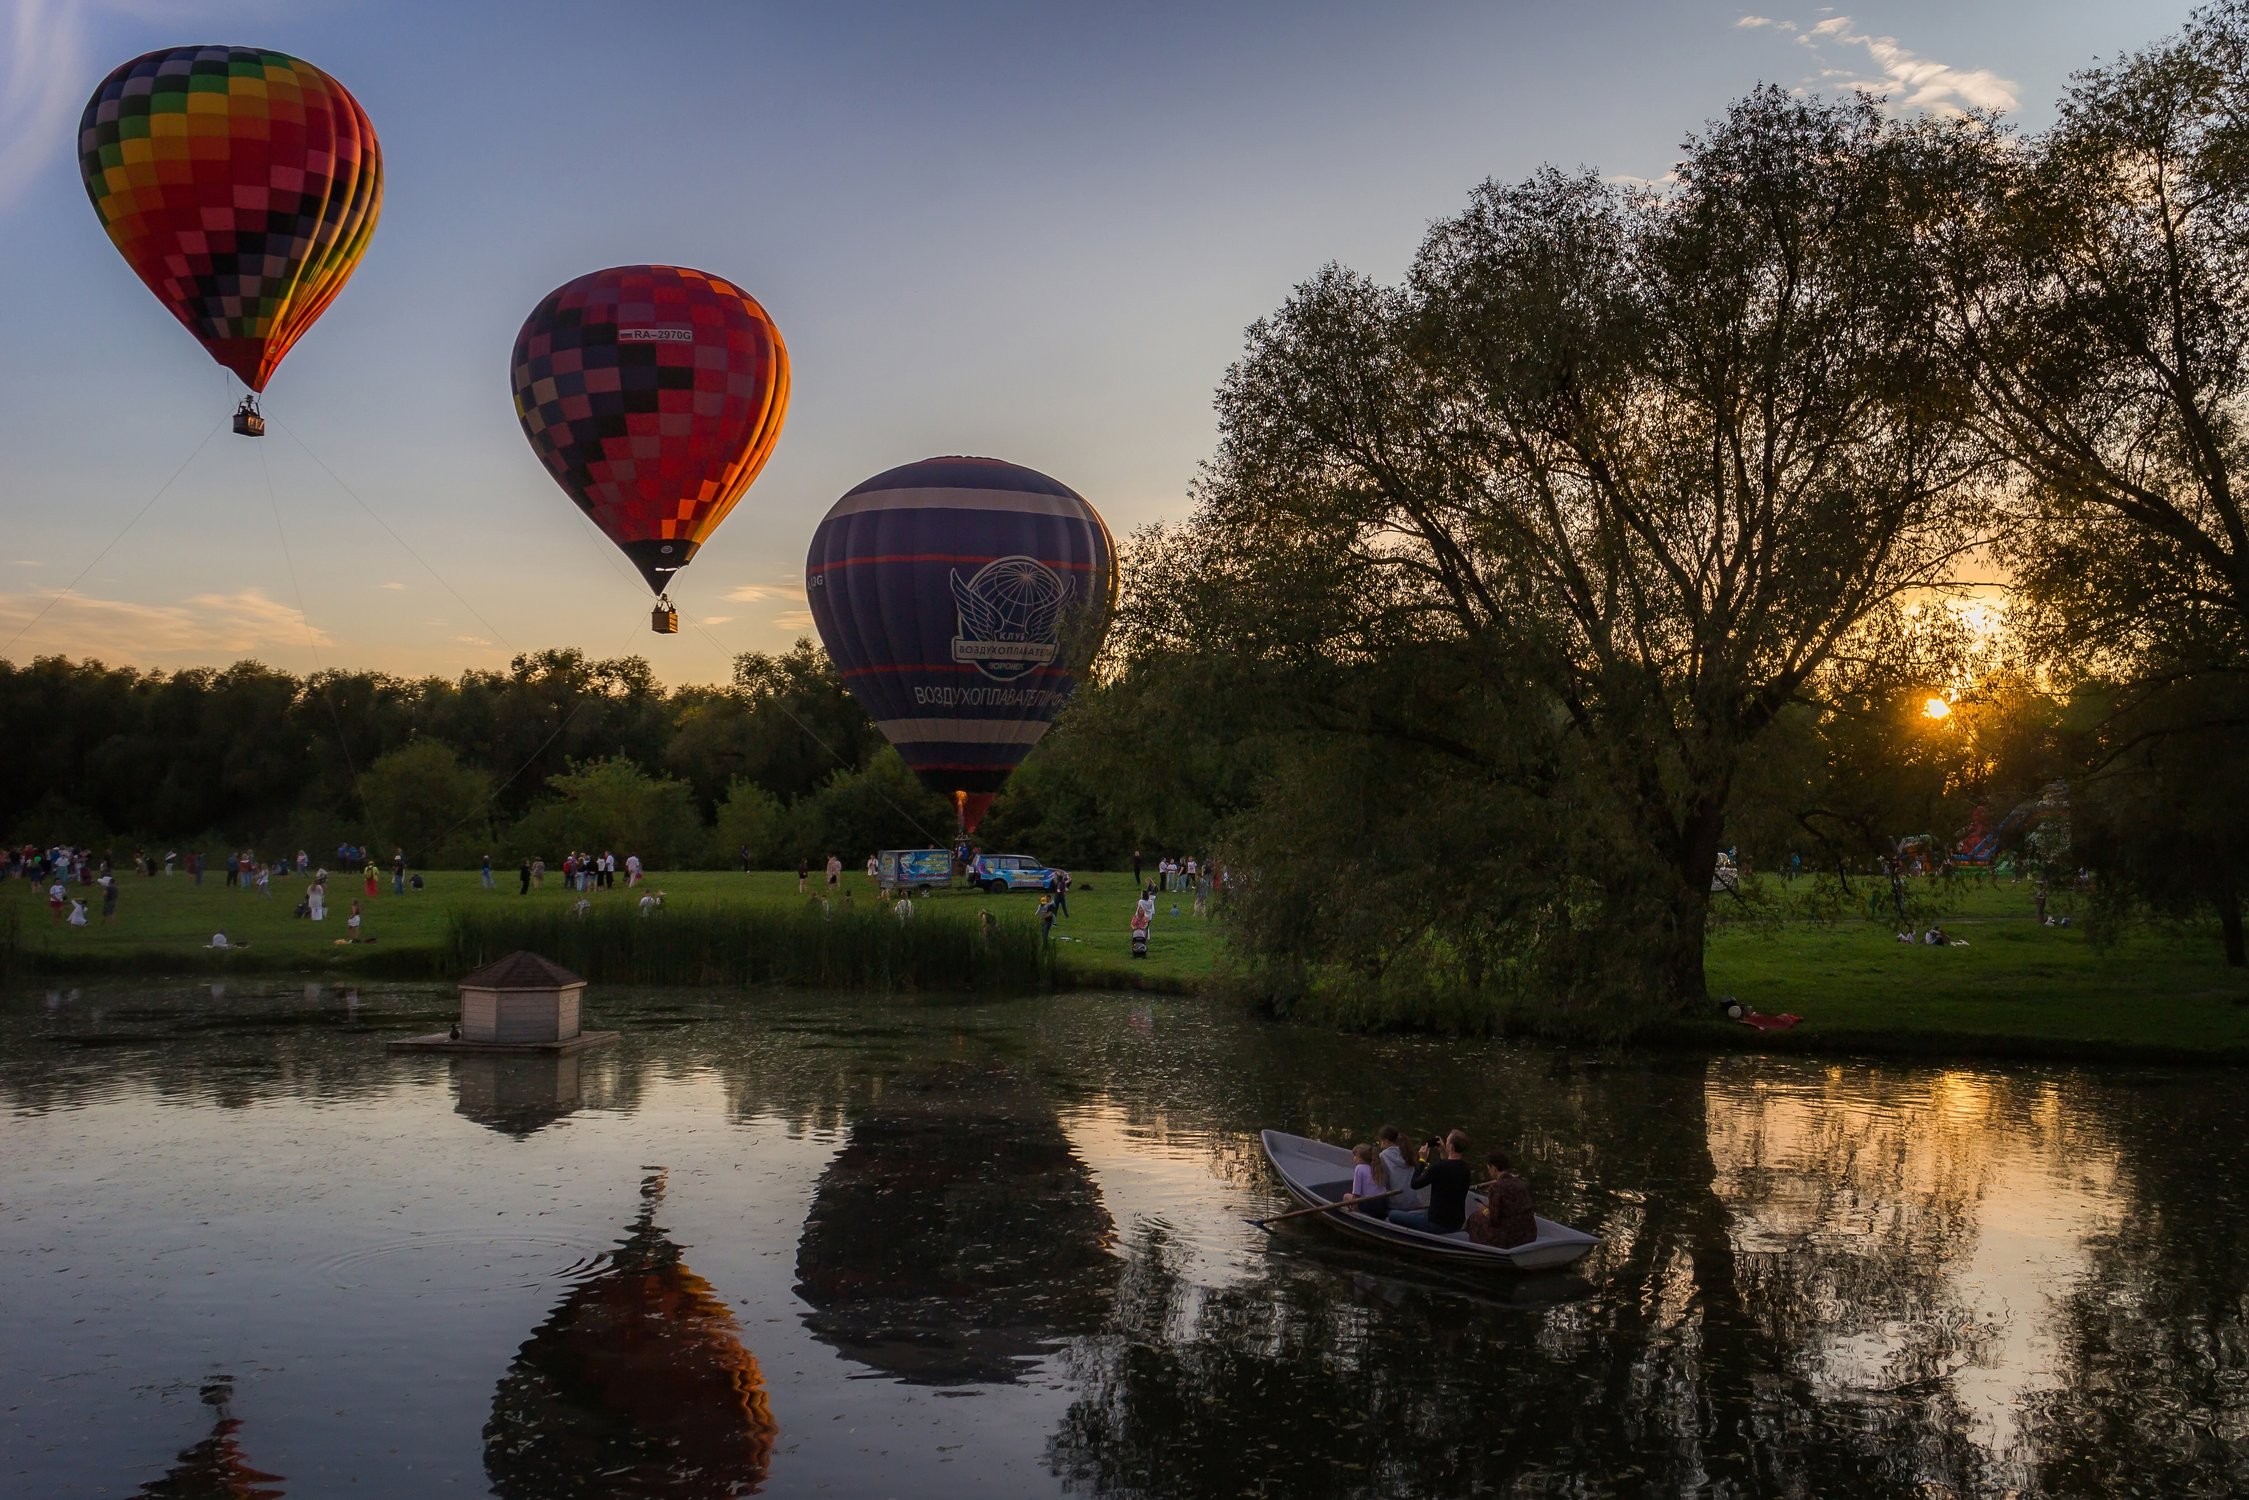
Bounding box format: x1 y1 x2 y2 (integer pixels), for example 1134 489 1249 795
1344 1143 1391 1221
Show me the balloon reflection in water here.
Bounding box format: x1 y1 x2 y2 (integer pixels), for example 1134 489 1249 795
129 1378 283 1499
794 1059 1117 1383
484 1172 776 1498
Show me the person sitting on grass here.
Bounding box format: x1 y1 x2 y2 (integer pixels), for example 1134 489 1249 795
205 931 242 949
638 889 665 915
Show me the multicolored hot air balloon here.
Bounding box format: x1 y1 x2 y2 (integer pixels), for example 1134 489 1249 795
80 46 382 433
806 457 1117 832
511 266 789 631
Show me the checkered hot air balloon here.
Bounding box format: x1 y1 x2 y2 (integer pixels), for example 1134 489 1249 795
806 457 1118 832
512 266 789 625
79 46 382 423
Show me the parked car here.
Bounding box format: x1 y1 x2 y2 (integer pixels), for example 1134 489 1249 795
877 848 956 896
968 853 1058 894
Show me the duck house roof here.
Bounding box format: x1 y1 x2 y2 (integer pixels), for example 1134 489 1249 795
460 951 585 991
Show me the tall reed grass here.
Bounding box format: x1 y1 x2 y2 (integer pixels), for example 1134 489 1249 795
439 899 1053 992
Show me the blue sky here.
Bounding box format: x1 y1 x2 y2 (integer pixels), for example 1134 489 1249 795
0 0 2193 682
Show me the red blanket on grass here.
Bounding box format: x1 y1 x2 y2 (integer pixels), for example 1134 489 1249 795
1737 1009 1801 1031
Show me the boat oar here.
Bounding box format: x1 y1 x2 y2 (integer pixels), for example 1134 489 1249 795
1245 1176 1504 1231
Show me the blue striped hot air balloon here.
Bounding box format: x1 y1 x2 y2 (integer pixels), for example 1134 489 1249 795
805 457 1117 832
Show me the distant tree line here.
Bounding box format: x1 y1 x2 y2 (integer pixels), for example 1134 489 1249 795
0 639 1235 877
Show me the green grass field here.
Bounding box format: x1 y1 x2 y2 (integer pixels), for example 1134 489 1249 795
8 864 2246 1060
1702 878 2249 1060
0 865 1219 989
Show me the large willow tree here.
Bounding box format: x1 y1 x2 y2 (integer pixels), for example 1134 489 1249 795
1153 89 1989 1020
1949 0 2249 669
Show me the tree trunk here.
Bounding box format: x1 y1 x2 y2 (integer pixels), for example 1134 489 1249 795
1658 800 1728 1012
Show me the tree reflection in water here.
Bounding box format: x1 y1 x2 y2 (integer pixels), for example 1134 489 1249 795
2025 1083 2249 1499
129 1378 283 1499
1049 1062 2022 1498
484 1172 777 1498
794 1057 1118 1384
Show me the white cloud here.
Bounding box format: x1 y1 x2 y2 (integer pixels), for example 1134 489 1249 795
771 610 813 632
724 581 807 603
455 634 492 648
699 614 735 625
380 581 407 591
1744 12 2018 115
0 586 330 658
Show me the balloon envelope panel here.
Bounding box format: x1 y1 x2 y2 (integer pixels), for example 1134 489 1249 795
512 265 789 594
807 457 1116 811
80 46 382 392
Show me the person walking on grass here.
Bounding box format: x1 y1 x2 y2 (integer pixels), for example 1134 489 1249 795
518 857 532 896
481 853 494 890
100 874 119 924
825 853 841 890
797 858 809 894
347 900 363 942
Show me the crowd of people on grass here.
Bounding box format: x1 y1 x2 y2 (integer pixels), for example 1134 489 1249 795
1338 1125 1540 1249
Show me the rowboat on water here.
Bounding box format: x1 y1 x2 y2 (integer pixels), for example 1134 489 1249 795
1258 1129 1600 1272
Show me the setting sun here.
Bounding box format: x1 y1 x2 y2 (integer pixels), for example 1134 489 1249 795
1923 696 1953 720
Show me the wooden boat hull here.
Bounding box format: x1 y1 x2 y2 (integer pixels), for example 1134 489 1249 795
1259 1129 1599 1272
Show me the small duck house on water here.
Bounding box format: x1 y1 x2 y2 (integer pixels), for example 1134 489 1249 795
387 952 619 1055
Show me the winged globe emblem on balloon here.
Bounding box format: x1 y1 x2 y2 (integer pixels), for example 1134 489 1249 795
948 556 1074 683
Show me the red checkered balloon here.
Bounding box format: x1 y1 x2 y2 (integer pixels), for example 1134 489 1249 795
80 46 382 393
511 266 789 595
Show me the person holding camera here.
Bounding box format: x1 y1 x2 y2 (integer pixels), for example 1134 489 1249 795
1390 1129 1472 1235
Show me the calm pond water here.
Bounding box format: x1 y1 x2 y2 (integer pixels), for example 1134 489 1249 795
1 981 2244 1499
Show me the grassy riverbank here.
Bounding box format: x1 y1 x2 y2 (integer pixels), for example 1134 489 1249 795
6 866 2245 1061
0 866 1215 989
1700 883 2249 1062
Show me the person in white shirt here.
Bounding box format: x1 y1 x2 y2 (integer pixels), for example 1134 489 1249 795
625 854 643 886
